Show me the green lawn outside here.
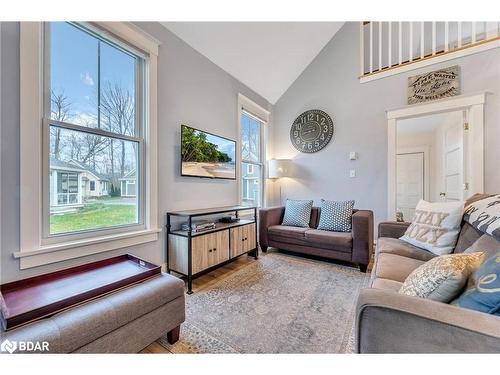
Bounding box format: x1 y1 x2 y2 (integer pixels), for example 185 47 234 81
50 203 137 234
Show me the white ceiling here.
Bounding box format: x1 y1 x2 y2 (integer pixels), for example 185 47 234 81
162 22 344 104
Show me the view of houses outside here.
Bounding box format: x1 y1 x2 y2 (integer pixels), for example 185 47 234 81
48 22 139 235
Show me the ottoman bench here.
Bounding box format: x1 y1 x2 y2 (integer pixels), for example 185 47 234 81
0 273 185 353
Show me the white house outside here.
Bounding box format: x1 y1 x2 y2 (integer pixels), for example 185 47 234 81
119 169 137 198
49 158 110 213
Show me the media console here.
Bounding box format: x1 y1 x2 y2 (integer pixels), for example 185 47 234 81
166 206 258 294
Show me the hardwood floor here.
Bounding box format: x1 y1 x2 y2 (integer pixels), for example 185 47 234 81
140 254 256 354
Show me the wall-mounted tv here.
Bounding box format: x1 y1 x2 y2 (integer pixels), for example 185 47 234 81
181 125 236 180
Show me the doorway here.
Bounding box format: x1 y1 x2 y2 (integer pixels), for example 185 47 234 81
386 92 487 221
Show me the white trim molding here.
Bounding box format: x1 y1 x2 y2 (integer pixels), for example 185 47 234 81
19 22 160 269
386 91 490 220
237 94 270 208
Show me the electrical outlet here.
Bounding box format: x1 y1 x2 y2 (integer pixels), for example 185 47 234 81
350 169 356 178
349 152 357 160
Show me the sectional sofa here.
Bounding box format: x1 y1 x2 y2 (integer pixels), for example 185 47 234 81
356 194 500 353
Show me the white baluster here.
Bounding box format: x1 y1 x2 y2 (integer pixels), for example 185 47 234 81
458 22 462 48
388 22 392 67
409 22 413 62
398 21 402 65
444 22 449 52
420 22 424 59
370 22 373 73
379 22 383 70
472 22 476 43
432 22 436 55
360 22 364 76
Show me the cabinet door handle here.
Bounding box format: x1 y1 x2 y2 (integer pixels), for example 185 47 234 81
209 249 212 252
214 248 217 251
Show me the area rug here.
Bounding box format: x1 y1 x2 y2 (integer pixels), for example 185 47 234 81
159 251 369 353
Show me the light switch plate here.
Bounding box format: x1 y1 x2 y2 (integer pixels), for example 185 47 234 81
350 169 356 178
349 152 357 160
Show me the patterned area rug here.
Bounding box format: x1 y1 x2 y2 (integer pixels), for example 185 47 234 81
159 251 369 353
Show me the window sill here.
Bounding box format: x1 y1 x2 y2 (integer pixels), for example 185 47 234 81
13 228 161 269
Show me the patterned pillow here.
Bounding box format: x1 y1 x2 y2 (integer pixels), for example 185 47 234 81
463 194 500 241
281 199 313 228
451 252 500 315
317 200 355 232
399 252 484 302
400 200 464 255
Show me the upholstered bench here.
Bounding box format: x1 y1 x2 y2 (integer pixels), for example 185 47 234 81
0 273 185 353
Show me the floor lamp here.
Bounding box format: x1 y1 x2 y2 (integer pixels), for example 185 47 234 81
268 159 291 206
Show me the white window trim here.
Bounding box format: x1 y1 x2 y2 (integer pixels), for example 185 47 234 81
16 22 160 269
237 93 269 209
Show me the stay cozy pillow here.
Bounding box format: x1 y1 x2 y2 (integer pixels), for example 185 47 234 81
281 199 313 228
399 252 485 302
400 200 464 255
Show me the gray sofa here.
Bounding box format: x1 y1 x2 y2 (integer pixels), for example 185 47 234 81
355 194 500 353
0 273 185 353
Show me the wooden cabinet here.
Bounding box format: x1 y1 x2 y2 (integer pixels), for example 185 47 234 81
230 223 256 258
169 230 230 275
166 206 258 294
192 230 229 273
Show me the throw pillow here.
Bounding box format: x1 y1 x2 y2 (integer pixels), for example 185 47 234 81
399 252 484 302
400 200 464 255
451 252 500 315
317 200 355 232
463 194 500 241
281 199 313 228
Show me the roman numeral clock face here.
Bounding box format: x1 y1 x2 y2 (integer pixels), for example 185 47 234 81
290 109 334 153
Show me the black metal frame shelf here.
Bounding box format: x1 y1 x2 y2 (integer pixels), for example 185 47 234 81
166 206 258 294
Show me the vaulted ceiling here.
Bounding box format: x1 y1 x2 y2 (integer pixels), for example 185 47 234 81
162 22 344 104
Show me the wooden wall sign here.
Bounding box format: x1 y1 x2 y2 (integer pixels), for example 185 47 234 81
408 66 460 104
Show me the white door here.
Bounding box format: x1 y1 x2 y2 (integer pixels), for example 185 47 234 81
441 120 464 202
397 152 424 222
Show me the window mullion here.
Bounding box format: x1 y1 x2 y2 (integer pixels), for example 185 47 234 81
47 118 142 143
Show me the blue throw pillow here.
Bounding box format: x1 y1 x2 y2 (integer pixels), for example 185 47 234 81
317 200 355 232
451 252 500 315
281 199 313 228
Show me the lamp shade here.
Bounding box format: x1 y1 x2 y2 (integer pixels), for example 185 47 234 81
268 159 291 179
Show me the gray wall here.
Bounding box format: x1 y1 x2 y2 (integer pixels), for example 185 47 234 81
272 22 500 227
0 22 271 282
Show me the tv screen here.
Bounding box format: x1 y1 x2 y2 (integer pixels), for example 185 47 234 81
181 125 236 179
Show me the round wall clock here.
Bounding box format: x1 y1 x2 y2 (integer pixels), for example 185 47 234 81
290 109 334 153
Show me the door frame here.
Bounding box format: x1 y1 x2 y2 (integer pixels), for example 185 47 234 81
386 91 489 220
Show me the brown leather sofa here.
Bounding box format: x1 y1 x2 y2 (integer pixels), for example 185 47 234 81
259 206 374 272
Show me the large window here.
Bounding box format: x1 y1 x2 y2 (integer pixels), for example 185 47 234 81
19 22 158 268
45 22 144 236
240 111 264 207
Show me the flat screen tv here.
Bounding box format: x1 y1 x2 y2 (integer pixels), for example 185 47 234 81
181 125 236 180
